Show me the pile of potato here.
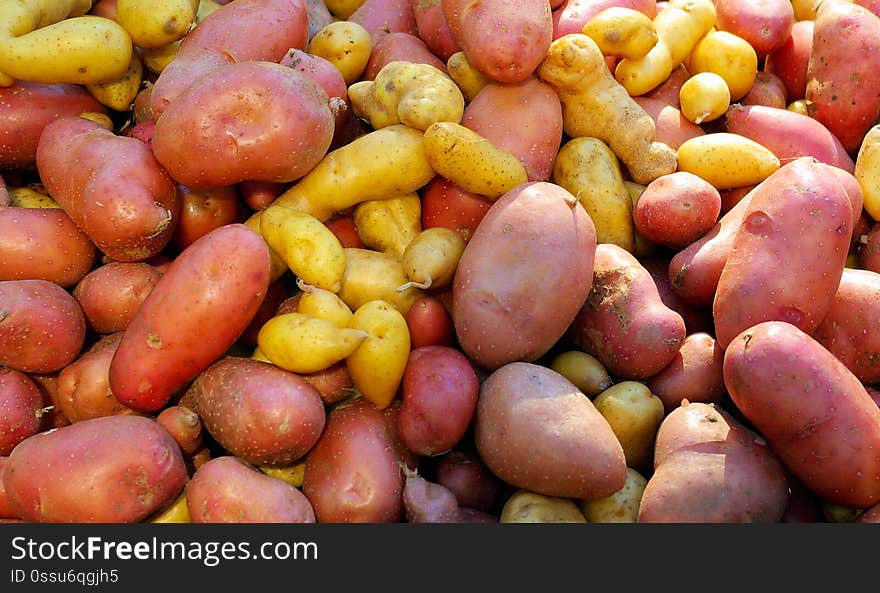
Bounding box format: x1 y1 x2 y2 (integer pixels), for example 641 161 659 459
3 0 880 524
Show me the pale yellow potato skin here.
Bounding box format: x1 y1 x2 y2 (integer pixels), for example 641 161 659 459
338 248 426 315
423 122 528 200
500 490 587 523
401 227 466 291
116 0 199 49
86 51 143 111
245 211 288 284
259 462 307 489
582 7 658 60
679 71 730 125
592 381 665 471
8 186 60 209
142 0 221 74
855 125 880 221
578 467 647 523
324 0 366 20
446 51 490 102
307 20 372 85
548 350 612 398
257 312 368 374
346 300 410 410
687 30 757 102
677 133 780 190
297 284 354 329
625 180 656 259
150 493 191 523
353 194 422 260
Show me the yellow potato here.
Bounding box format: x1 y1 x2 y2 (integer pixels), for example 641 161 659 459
578 467 647 523
296 280 354 328
352 193 422 260
86 51 144 111
259 461 307 488
625 181 656 259
8 185 60 209
552 136 635 253
592 381 665 471
324 0 365 20
259 205 346 293
582 7 658 60
306 20 372 85
787 99 813 117
548 350 612 398
445 51 491 102
400 227 466 291
251 346 272 363
854 125 880 221
150 493 190 523
679 71 730 125
500 490 587 523
677 133 780 190
116 0 199 49
346 300 411 410
337 248 426 315
687 30 757 102
142 0 221 74
272 124 435 222
257 312 368 374
423 121 528 200
349 61 465 131
77 111 115 130
245 211 288 284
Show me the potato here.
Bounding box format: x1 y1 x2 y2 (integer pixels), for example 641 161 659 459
764 19 813 101
500 490 586 523
171 184 242 251
566 244 686 380
307 20 373 85
639 255 713 335
453 182 597 370
713 157 854 348
638 402 790 523
592 381 665 472
0 457 16 519
84 51 144 112
302 398 411 523
676 133 781 191
403 471 463 523
678 72 730 125
633 96 705 150
582 7 658 60
632 171 721 250
646 333 725 413
337 248 426 315
155 405 203 457
741 71 788 110
401 227 466 291
72 262 162 334
352 194 422 261
0 368 45 456
476 362 627 500
855 125 880 221
363 32 448 80
258 312 368 374
109 224 271 413
116 0 198 49
434 449 503 513
442 0 553 84
186 456 316 523
713 0 794 57
548 350 612 398
445 51 490 102
413 0 459 62
0 279 86 374
554 0 657 39
578 467 647 523
181 357 325 466
4 415 186 523
404 295 455 350
687 30 757 102
724 321 880 508
349 0 418 46
420 177 493 243
299 361 356 407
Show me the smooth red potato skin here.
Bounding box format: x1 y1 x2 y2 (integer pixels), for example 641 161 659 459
741 71 788 109
0 369 44 457
155 405 203 456
36 117 179 263
3 415 187 523
413 0 460 62
405 295 456 349
453 182 597 371
420 176 492 244
723 321 880 509
181 357 325 466
0 279 86 374
0 457 15 519
0 206 96 288
566 244 686 380
763 20 813 102
0 82 107 170
171 185 242 250
72 262 163 334
186 456 316 523
639 256 713 335
647 333 725 413
713 0 794 57
434 449 503 512
350 0 418 45
633 171 721 249
108 224 271 413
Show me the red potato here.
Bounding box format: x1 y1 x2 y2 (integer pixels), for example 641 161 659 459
3 415 187 523
806 1 880 154
350 0 418 45
434 449 503 512
764 19 813 102
566 244 686 380
453 182 597 371
724 321 880 508
638 402 790 523
172 184 242 250
639 256 713 335
475 362 627 499
302 398 411 523
0 82 107 170
305 0 335 39
125 119 156 146
553 0 656 39
0 206 96 288
398 346 479 456
0 368 44 457
420 176 492 243
633 96 705 150
155 405 203 456
719 184 755 215
0 457 15 519
0 279 86 374
324 214 365 249
300 361 356 406
713 158 855 349
72 262 163 334
237 280 291 347
632 171 721 249
108 224 271 413
859 503 880 523
403 471 463 523
724 104 855 173
856 0 880 18
363 32 448 80
180 357 325 466
36 117 179 263
88 0 117 19
413 0 461 62
152 61 335 190
646 332 726 413
26 372 69 431
713 0 794 57
405 295 456 349
442 0 553 84
812 268 880 384
239 180 286 212
149 0 310 117
280 48 351 132
741 71 788 109
186 456 316 523
56 333 138 424
645 63 689 108
461 77 564 182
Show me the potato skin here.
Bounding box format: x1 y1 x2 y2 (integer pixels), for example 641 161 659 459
72 262 163 334
647 332 725 413
109 224 271 413
181 357 325 466
475 362 627 500
713 0 794 57
566 244 686 379
3 415 187 523
0 279 86 374
453 181 597 370
0 368 44 456
724 321 880 508
632 171 721 249
186 456 316 523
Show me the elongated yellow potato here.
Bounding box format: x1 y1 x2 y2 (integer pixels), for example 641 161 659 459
117 0 199 49
677 133 780 190
855 125 880 221
142 0 221 74
296 282 354 329
346 300 410 410
86 51 143 111
352 194 422 260
400 227 466 291
257 313 368 374
582 7 658 60
446 51 490 102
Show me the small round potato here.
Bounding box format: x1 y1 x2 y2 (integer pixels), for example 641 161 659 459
307 20 373 85
592 381 665 472
579 468 648 523
500 490 587 523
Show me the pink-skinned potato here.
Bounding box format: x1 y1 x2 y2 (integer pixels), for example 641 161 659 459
632 171 721 250
713 0 794 57
647 332 725 413
741 71 788 109
363 32 448 80
0 368 45 457
108 224 271 413
639 255 713 335
350 0 418 45
152 61 334 190
434 449 503 512
413 0 460 62
453 181 597 371
186 456 316 523
553 0 657 39
3 415 187 523
724 321 880 508
72 262 163 334
403 471 463 523
763 19 813 102
475 362 627 500
0 457 15 519
633 96 705 150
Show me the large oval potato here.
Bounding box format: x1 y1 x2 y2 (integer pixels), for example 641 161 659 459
453 181 597 371
475 362 627 500
3 415 186 523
